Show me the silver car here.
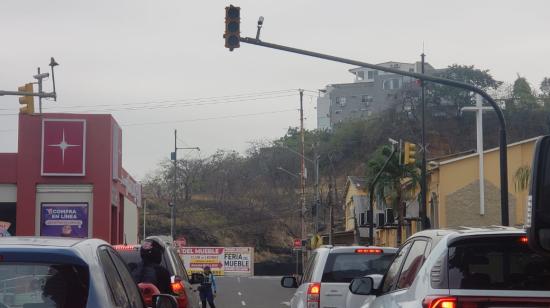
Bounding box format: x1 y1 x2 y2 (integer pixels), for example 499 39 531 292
349 226 550 307
281 245 396 308
0 237 176 308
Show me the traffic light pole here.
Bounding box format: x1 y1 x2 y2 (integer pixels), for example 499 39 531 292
239 36 510 226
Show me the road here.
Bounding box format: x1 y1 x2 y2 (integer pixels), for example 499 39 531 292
215 276 295 308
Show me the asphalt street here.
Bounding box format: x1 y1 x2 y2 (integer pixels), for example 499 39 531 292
214 276 295 308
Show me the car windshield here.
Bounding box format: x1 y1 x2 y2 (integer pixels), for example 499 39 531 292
322 252 395 283
0 263 89 308
448 236 550 290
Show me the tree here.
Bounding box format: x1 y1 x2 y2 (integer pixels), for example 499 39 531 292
365 145 420 246
511 76 538 110
429 64 502 117
540 77 550 107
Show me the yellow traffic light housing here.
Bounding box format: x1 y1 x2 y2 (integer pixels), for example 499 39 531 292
224 5 240 51
18 83 34 114
403 141 417 165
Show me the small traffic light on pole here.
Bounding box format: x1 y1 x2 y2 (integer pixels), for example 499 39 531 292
403 141 417 165
224 5 240 51
18 83 35 114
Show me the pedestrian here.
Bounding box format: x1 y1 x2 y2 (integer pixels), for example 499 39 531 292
130 239 171 294
198 266 217 308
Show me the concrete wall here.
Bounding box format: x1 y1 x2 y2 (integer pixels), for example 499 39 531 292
433 139 535 228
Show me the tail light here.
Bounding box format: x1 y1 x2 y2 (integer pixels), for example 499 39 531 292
171 276 186 296
306 283 321 308
355 248 383 254
423 296 457 308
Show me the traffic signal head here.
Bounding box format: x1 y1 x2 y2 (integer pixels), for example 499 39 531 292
18 83 34 114
224 5 240 51
403 141 417 165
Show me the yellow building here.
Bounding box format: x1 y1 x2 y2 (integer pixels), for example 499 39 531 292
427 137 537 228
343 176 369 232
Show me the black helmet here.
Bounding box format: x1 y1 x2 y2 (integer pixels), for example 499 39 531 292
140 239 164 264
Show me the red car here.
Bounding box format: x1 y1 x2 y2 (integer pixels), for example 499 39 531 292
114 236 200 308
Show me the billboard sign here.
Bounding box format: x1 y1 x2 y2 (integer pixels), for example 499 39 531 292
180 247 254 276
40 203 89 238
180 247 225 276
224 247 253 275
41 119 86 176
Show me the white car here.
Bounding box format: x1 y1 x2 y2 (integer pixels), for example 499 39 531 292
348 226 550 308
281 245 397 308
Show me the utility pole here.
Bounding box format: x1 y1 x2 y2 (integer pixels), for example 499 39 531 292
419 52 429 229
314 153 320 234
171 129 200 240
299 89 306 241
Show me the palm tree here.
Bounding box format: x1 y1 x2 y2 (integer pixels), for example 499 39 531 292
513 165 531 192
366 145 420 246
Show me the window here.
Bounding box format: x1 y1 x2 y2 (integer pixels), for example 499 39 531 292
336 96 346 106
392 79 401 89
382 242 412 293
448 236 550 291
360 212 366 226
396 240 428 289
361 95 373 105
107 248 144 308
169 247 189 281
302 252 318 283
383 80 392 90
334 109 342 114
0 263 89 308
367 70 378 79
409 68 415 72
322 253 395 283
98 246 130 307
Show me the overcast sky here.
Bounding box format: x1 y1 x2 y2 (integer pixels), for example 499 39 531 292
1 0 549 180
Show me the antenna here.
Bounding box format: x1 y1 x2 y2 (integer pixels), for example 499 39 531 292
49 57 59 101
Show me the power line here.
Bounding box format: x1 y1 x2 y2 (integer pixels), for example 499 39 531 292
121 108 297 127
0 89 298 112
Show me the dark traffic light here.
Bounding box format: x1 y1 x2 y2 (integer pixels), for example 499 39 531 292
526 135 550 256
224 5 240 51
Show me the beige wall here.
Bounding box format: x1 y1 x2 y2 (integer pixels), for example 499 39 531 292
123 197 139 244
433 139 535 228
344 185 367 231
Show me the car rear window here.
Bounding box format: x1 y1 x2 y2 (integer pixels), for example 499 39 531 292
115 246 172 275
322 252 395 283
0 263 89 307
448 236 550 291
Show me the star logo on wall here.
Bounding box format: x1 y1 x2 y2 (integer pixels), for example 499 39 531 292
48 129 80 165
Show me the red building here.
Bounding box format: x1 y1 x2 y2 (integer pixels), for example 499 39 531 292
0 113 141 244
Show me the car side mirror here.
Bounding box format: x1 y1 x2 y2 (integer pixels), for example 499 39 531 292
527 135 550 256
349 277 375 296
280 276 298 288
152 294 178 308
190 273 204 285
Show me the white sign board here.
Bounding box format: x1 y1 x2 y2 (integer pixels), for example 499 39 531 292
179 246 254 276
224 247 254 276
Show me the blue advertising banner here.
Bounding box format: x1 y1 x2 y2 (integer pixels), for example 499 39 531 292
40 203 89 238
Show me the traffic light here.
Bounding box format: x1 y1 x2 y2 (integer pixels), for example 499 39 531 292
18 83 34 114
403 141 417 165
224 5 240 51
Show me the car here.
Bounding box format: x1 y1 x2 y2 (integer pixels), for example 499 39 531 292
280 245 397 308
349 226 550 308
0 236 177 308
114 236 200 308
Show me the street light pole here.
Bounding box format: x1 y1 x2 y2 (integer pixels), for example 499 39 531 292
239 36 509 226
171 129 200 240
420 53 429 229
